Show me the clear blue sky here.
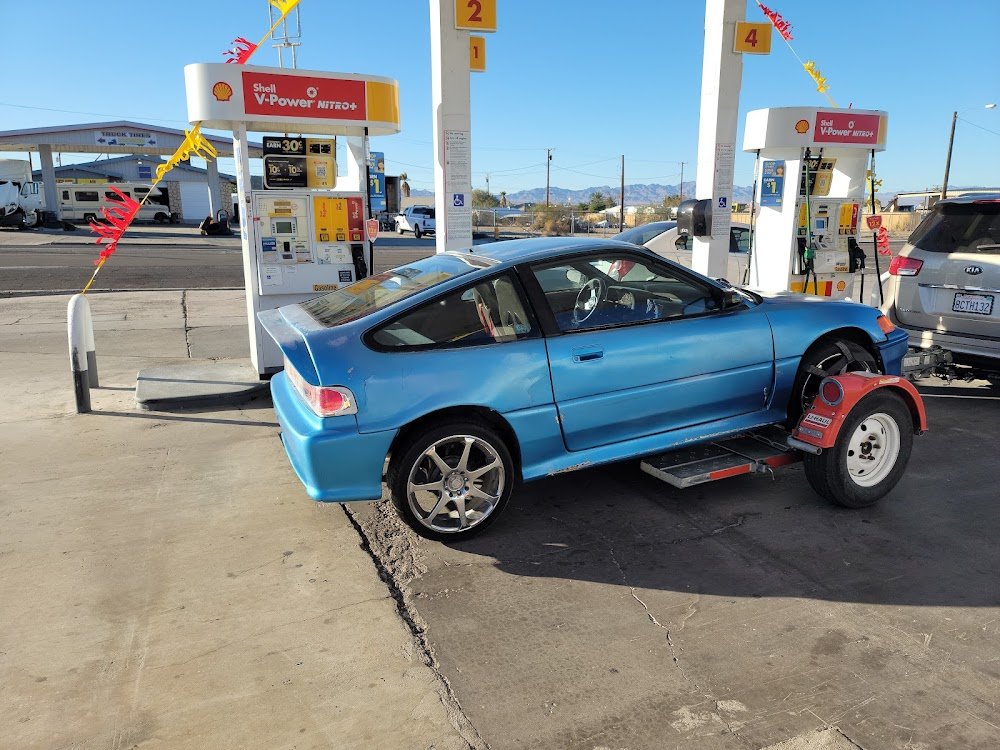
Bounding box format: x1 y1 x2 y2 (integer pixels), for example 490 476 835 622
1 0 997 197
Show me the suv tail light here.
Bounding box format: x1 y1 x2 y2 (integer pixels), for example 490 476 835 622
889 256 923 276
284 359 358 418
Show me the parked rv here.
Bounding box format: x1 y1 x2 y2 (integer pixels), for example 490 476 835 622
56 183 172 224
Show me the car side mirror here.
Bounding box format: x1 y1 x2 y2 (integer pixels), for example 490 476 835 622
722 289 742 309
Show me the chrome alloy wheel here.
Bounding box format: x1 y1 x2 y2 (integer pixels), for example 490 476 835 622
845 412 901 487
406 434 505 534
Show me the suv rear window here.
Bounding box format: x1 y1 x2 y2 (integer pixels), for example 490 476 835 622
908 201 1000 254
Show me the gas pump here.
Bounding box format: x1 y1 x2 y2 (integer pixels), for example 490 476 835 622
742 107 887 300
184 62 400 375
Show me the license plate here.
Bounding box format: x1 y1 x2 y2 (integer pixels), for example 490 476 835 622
952 293 994 315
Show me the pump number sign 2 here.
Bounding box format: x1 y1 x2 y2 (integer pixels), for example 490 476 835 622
455 0 496 32
734 22 772 54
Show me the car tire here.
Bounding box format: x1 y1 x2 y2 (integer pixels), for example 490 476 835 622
789 340 878 425
15 209 28 230
397 222 404 234
803 390 913 508
387 420 514 541
83 213 98 225
413 223 422 240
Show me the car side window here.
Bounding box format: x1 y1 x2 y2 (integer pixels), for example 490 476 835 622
371 273 534 350
530 254 722 333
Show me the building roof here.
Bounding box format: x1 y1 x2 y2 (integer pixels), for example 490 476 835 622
0 120 262 158
32 155 237 182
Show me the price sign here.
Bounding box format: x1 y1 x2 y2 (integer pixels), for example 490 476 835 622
470 36 486 71
734 22 772 54
455 0 496 32
866 215 882 230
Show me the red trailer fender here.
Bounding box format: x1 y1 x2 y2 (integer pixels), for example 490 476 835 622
790 372 927 453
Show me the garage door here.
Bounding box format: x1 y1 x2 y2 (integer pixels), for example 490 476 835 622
180 183 211 222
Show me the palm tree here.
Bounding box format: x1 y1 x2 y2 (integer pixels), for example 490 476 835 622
499 191 507 208
399 172 410 198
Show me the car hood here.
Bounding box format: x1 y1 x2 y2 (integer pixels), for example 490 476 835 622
753 289 862 307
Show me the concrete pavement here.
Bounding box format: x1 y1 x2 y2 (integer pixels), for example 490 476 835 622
0 290 478 749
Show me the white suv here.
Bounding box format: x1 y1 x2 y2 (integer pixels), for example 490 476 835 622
881 194 1000 375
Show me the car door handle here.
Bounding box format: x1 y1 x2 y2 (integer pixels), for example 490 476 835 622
572 346 604 363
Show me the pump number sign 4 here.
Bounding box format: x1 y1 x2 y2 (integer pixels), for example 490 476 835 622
734 22 772 54
455 0 496 32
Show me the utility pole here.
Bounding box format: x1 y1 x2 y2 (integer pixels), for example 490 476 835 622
940 111 957 201
619 155 625 230
679 161 686 202
485 172 490 197
940 104 994 201
545 148 552 208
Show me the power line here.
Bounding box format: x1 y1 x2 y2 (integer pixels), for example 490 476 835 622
957 117 1000 138
0 100 187 125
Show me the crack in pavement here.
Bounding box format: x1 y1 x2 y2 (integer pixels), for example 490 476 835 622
341 502 486 750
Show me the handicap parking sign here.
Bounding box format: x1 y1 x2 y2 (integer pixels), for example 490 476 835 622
453 193 465 207
717 196 727 209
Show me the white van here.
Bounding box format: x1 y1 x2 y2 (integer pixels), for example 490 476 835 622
57 183 172 224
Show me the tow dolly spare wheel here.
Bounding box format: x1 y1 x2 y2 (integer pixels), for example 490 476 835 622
803 391 914 508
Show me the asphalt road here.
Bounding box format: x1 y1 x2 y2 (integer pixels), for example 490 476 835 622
0 228 439 293
0 225 904 295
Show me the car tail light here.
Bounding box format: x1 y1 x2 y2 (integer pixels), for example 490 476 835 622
284 358 357 418
889 256 923 276
819 378 844 406
876 314 896 335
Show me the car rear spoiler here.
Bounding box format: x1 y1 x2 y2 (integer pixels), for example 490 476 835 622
257 308 321 385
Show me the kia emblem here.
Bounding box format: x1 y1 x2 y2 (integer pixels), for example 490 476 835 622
964 266 983 275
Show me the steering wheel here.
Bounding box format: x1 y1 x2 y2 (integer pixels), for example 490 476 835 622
573 277 606 324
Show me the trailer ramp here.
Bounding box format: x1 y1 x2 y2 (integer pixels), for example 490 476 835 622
640 426 800 489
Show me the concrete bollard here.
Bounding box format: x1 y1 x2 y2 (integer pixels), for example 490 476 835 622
67 294 98 413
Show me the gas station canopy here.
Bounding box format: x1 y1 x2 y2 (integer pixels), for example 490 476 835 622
185 63 400 136
0 120 263 158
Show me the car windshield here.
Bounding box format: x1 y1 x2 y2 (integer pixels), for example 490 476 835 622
300 254 482 327
908 200 1000 254
614 222 676 246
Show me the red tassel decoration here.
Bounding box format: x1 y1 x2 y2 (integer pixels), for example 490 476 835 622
90 186 141 264
224 37 258 65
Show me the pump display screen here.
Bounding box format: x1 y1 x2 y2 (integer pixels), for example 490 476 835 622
272 218 297 235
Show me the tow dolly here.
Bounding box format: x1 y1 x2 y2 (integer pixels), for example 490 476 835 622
641 372 928 508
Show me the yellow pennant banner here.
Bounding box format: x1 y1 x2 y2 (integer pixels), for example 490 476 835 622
756 1 837 108
154 124 219 184
81 0 298 293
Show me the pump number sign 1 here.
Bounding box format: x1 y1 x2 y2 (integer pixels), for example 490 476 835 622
470 36 486 71
455 0 496 32
734 22 772 54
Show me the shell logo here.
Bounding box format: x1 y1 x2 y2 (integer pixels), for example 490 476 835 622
794 119 810 134
212 82 234 102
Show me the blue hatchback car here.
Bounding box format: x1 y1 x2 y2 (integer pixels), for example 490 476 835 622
260 237 909 540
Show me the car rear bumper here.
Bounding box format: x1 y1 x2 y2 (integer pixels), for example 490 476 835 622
271 371 395 502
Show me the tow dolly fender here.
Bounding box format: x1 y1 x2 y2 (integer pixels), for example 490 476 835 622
789 372 927 453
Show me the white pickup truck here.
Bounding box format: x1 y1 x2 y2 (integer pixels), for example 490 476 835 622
395 206 436 239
